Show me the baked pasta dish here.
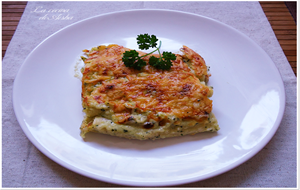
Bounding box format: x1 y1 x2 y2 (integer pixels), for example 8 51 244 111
80 44 219 140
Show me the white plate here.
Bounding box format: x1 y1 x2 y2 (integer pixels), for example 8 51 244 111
13 9 285 186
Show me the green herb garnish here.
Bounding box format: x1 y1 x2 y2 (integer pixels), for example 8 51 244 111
122 34 176 70
122 50 146 70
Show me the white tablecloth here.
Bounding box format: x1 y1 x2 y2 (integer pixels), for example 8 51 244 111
2 1 297 187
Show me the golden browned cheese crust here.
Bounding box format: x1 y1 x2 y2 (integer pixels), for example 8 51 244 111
80 44 219 140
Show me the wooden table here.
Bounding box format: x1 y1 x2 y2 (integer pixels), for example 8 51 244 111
2 1 297 76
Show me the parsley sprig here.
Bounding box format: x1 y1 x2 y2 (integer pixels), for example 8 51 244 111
122 34 176 70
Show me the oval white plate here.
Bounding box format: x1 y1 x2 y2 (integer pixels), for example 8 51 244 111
13 9 285 186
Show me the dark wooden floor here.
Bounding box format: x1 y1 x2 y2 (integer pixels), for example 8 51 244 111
2 1 297 76
2 1 26 58
260 1 297 76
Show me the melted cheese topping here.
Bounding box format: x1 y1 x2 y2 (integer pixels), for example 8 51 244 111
82 44 212 123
